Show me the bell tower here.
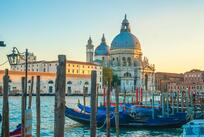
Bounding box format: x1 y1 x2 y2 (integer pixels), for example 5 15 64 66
86 37 94 63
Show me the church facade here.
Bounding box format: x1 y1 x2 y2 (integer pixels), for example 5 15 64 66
86 15 155 92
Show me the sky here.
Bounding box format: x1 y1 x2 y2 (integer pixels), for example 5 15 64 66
0 0 204 73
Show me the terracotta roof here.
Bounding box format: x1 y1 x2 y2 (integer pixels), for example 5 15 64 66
12 60 101 67
156 72 184 77
0 70 91 78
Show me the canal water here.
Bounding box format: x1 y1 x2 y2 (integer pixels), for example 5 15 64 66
0 96 183 137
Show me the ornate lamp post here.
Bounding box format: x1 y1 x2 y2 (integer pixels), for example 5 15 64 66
0 41 6 47
7 47 29 136
7 47 29 104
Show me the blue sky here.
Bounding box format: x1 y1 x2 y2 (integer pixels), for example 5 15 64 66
0 0 204 73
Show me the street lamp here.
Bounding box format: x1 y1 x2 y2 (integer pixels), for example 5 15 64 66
0 41 6 47
7 47 29 106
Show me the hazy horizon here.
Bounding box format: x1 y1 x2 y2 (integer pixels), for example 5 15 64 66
0 0 204 73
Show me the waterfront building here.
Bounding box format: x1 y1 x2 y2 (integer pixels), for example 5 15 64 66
167 69 204 93
155 72 184 92
86 15 156 92
2 60 102 94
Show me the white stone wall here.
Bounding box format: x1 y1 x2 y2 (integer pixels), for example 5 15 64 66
9 60 103 94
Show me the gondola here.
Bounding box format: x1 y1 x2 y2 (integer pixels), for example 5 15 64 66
65 106 107 126
77 103 115 113
77 103 161 115
65 105 189 128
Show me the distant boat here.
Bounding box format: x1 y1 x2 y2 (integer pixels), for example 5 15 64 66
65 105 189 128
182 120 204 137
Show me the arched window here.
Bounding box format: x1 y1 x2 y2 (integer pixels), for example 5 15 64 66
84 81 89 94
48 86 53 93
122 57 126 66
48 80 54 84
124 72 131 77
127 57 131 66
116 57 119 66
84 81 89 85
48 80 54 93
67 81 72 95
67 81 72 85
112 58 115 66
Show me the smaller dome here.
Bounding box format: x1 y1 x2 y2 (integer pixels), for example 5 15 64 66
95 34 110 56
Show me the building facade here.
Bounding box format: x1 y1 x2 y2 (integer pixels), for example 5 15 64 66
155 72 184 92
167 69 204 93
7 60 103 94
86 15 155 92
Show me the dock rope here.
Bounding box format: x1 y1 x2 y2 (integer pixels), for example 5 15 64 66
97 112 115 129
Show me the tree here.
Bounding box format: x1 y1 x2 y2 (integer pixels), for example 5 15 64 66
103 67 112 86
102 67 121 87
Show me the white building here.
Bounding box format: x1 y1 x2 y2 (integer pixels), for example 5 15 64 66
6 60 103 94
86 15 155 92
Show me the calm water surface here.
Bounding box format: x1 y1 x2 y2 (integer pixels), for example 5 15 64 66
0 96 182 137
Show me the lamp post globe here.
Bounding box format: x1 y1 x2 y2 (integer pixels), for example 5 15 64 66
0 41 6 47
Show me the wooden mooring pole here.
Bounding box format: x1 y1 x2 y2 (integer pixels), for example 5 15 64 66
83 86 86 112
114 84 120 137
36 76 41 137
54 55 66 137
177 91 179 112
1 69 9 137
152 92 155 119
90 71 97 137
166 93 169 118
161 93 165 117
21 77 26 137
181 90 184 112
103 87 106 106
123 90 126 104
106 81 111 137
26 76 34 137
28 76 34 109
171 92 174 115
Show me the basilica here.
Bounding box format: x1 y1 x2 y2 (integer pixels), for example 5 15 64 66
86 15 155 92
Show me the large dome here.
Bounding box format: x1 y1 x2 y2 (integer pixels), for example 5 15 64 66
111 15 141 50
111 31 140 49
95 34 110 56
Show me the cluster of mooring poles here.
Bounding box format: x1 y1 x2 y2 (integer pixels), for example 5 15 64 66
1 69 41 137
1 55 67 137
1 47 42 137
89 72 120 137
158 90 194 119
